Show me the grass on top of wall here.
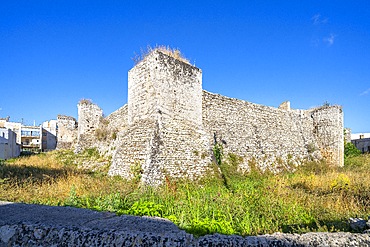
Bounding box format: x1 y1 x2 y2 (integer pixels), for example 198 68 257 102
0 149 369 236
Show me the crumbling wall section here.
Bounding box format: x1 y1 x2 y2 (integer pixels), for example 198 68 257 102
105 104 128 133
109 119 157 180
56 115 77 150
75 100 103 153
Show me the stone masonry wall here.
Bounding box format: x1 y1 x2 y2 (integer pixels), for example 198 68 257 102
202 91 343 171
105 104 128 133
310 106 344 166
56 115 77 150
128 50 202 127
109 51 211 185
75 100 103 153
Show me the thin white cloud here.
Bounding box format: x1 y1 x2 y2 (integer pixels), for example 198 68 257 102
310 38 320 47
312 14 320 24
312 14 328 25
323 33 336 46
360 88 370 96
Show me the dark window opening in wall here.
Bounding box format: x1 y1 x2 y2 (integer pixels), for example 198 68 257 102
362 148 365 153
368 146 370 153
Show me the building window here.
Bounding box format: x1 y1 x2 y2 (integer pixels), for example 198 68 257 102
31 131 40 137
21 130 31 136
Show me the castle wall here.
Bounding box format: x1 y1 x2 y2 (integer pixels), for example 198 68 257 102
77 101 103 136
75 101 103 152
202 91 343 171
109 118 212 186
105 104 128 132
56 115 77 149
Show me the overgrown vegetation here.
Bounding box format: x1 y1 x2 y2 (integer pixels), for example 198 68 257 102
132 45 190 65
344 142 362 158
78 98 93 105
1 150 369 236
94 117 118 142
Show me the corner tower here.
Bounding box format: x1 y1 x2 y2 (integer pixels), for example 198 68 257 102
310 105 344 166
128 49 203 127
75 100 103 152
109 49 212 185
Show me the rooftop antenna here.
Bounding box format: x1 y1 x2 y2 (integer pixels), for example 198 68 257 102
34 120 36 126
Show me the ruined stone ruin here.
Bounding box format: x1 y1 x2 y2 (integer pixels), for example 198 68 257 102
74 49 344 185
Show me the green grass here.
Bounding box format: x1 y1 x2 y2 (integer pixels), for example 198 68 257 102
1 150 369 236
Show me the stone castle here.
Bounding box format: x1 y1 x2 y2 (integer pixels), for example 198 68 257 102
69 49 343 185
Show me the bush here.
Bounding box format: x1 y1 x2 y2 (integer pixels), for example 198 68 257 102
111 131 117 140
344 142 361 158
213 143 223 166
94 128 109 141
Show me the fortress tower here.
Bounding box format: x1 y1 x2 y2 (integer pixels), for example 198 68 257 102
128 50 203 127
108 50 212 185
310 106 344 167
75 100 103 153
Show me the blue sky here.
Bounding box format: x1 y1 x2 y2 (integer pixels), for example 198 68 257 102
1 1 369 133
